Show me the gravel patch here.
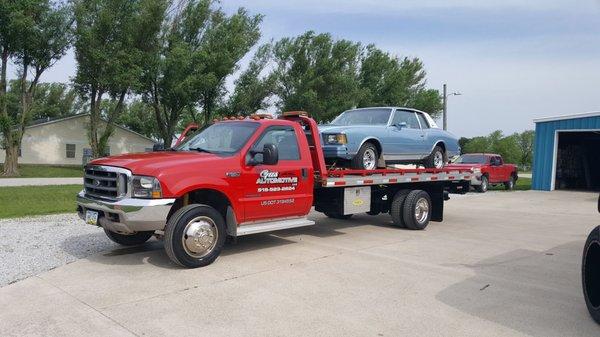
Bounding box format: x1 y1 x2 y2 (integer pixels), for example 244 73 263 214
0 213 118 286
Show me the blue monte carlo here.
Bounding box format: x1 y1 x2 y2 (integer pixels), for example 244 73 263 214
319 107 461 170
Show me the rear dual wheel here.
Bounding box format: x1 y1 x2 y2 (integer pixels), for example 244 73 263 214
389 189 431 230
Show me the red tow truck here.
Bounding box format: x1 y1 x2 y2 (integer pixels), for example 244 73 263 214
76 112 475 268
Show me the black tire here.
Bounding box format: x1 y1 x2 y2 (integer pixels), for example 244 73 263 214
351 142 378 170
164 204 226 268
390 189 411 227
476 175 489 193
582 226 600 324
402 190 432 230
324 211 353 220
104 229 154 246
423 145 446 169
505 175 515 190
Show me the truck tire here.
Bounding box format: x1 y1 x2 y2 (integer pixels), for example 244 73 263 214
351 142 378 170
423 146 445 169
476 175 489 193
402 190 432 230
324 211 353 220
505 176 515 190
164 204 226 268
390 189 411 227
104 229 154 246
582 226 600 324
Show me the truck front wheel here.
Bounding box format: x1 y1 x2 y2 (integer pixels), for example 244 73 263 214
164 204 226 268
104 229 154 246
582 226 600 324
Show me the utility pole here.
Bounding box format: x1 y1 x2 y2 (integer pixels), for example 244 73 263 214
442 83 461 131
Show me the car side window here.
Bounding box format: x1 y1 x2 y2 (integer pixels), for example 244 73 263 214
392 110 420 129
251 126 300 161
416 113 430 129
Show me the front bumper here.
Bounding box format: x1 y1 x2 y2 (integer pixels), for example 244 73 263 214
322 145 355 160
76 191 176 234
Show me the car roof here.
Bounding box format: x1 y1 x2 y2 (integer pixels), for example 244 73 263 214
344 107 427 114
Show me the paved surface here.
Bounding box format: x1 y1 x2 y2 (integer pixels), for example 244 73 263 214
1 191 599 337
0 177 82 187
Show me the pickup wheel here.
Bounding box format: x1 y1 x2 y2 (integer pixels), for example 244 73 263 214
324 211 353 220
402 190 432 230
351 142 378 170
476 175 489 193
104 229 154 246
164 204 226 268
423 146 446 169
389 189 411 227
505 176 515 190
582 226 600 324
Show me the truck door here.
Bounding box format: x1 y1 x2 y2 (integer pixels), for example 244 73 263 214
489 156 502 183
240 125 313 222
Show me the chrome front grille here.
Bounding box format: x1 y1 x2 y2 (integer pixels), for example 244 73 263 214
84 166 129 200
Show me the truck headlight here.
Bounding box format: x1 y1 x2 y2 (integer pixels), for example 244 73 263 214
325 133 347 144
132 176 162 199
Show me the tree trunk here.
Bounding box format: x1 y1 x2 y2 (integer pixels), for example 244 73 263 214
2 144 19 176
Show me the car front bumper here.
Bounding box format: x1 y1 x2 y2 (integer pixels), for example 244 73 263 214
322 145 355 160
76 191 176 234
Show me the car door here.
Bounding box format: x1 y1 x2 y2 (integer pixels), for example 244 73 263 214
240 125 313 222
415 112 436 157
386 109 425 160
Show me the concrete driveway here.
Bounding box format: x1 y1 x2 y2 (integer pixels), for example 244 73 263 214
1 191 599 337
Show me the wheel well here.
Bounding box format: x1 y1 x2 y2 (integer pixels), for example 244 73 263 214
364 139 382 155
435 141 446 153
167 189 232 222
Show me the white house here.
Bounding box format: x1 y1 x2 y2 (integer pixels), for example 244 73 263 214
0 114 156 165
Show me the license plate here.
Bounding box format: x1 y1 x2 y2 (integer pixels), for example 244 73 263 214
85 210 99 225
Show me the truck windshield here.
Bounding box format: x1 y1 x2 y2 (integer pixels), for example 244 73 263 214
176 122 259 154
455 154 487 164
330 108 392 126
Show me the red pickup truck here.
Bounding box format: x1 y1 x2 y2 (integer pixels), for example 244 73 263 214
76 112 474 268
446 153 518 192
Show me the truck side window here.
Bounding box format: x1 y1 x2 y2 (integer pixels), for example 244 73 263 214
252 127 300 161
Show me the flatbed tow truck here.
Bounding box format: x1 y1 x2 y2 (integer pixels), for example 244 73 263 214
76 112 476 268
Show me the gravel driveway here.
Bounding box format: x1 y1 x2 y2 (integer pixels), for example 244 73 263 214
0 214 118 286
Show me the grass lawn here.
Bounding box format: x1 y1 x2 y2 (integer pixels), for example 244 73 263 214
0 164 83 178
489 177 532 191
0 185 82 219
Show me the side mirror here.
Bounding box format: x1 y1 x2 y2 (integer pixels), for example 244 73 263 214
248 143 279 166
395 122 407 129
153 143 165 151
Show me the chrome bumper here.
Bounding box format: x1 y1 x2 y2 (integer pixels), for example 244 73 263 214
76 191 176 234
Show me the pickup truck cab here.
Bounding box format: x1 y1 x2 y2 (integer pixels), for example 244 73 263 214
446 153 518 192
76 112 475 268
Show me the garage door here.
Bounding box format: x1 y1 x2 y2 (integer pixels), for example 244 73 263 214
554 131 600 191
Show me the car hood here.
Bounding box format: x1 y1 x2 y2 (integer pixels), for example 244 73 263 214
89 151 225 176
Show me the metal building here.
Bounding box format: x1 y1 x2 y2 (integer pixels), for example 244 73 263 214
532 111 600 191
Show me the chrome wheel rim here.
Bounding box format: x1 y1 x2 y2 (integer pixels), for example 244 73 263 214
415 198 430 223
182 216 218 258
362 148 377 170
433 151 444 168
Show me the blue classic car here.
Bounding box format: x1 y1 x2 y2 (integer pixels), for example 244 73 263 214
319 107 460 170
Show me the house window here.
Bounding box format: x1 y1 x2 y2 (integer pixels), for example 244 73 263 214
66 144 76 158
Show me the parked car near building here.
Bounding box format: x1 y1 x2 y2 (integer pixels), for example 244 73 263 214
446 153 518 192
319 107 460 170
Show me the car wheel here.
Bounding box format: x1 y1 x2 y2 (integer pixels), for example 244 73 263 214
582 226 600 324
423 146 445 169
505 176 515 190
351 142 378 170
476 175 489 193
104 229 154 246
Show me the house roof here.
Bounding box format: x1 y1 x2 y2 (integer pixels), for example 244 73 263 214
533 111 600 123
26 113 156 143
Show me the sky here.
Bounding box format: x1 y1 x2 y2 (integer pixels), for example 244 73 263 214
21 0 600 138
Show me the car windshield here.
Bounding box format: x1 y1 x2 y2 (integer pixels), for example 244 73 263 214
455 154 487 164
176 121 259 154
330 108 392 126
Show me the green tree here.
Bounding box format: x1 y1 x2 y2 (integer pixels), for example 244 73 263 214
116 100 159 139
515 130 535 168
73 0 165 157
0 0 72 176
272 31 362 123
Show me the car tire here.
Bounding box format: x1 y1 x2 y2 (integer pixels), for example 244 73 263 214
402 190 432 230
505 176 515 190
582 226 600 324
476 175 489 193
390 189 411 227
104 229 154 246
324 211 353 220
423 146 446 169
164 204 226 268
351 142 378 170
